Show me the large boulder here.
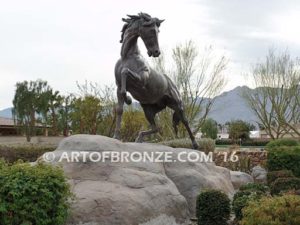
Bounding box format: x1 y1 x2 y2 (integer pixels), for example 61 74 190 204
41 135 235 225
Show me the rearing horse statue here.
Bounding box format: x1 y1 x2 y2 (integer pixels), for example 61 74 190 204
113 12 199 149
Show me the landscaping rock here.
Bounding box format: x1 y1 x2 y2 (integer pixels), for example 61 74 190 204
251 165 267 183
230 171 254 189
41 135 235 225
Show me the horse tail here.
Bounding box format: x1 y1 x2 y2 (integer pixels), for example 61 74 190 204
172 111 180 138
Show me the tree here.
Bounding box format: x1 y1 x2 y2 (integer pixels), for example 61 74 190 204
12 80 51 141
243 50 300 139
120 106 148 142
12 81 37 142
97 85 117 137
73 81 117 136
48 89 63 136
71 96 102 134
201 118 218 139
58 94 74 136
152 41 227 139
227 120 254 141
34 80 51 132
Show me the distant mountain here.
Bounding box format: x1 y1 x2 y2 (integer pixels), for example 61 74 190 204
207 86 258 124
0 107 13 118
0 86 259 124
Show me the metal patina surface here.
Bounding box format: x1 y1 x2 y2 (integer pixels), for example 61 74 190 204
113 13 198 149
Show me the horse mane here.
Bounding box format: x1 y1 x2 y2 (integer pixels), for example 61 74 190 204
120 12 154 43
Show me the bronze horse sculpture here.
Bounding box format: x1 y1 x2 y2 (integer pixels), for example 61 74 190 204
113 12 199 149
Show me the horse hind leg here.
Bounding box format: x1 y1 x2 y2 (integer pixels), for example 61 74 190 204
172 112 180 138
135 105 159 143
174 107 199 149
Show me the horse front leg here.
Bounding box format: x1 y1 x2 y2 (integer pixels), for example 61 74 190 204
113 88 125 140
120 68 128 97
121 68 148 92
120 68 133 105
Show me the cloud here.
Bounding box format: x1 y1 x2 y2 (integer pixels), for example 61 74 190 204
1 0 300 109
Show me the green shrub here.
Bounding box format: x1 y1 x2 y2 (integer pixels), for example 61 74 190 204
232 190 265 220
266 138 299 149
270 177 300 195
0 161 72 225
160 138 215 153
232 183 269 220
196 189 230 225
215 139 234 146
241 139 270 146
239 183 269 193
215 139 269 146
0 144 55 163
198 138 215 154
267 170 295 185
267 146 300 177
241 195 300 225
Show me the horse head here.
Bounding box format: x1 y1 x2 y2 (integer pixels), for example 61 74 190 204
120 13 164 57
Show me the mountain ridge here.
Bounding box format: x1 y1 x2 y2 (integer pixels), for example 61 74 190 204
0 86 258 124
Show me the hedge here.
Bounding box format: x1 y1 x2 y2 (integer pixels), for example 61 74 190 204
232 183 269 220
215 139 269 146
267 170 295 185
160 138 215 153
270 177 300 195
196 189 230 225
0 160 72 225
241 195 300 225
267 146 300 177
0 144 55 163
239 183 270 193
266 138 299 149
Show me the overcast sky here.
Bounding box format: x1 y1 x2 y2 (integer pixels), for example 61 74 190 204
1 0 300 109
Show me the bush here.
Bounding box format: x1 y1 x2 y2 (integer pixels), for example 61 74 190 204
0 144 55 163
267 146 300 177
196 189 230 225
0 161 73 225
267 170 295 185
198 138 215 154
241 195 300 225
266 138 299 149
239 183 269 193
270 177 300 195
215 139 269 146
232 190 265 220
215 139 234 146
240 139 269 147
160 138 215 153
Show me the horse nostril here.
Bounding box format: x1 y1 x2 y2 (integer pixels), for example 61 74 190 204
154 50 160 55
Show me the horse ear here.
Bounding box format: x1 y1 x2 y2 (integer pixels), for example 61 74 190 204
139 12 152 21
127 14 139 20
156 19 165 27
122 18 131 23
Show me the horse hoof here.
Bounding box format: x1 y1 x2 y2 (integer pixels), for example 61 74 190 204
113 133 121 140
192 142 199 150
135 136 143 143
125 96 132 105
